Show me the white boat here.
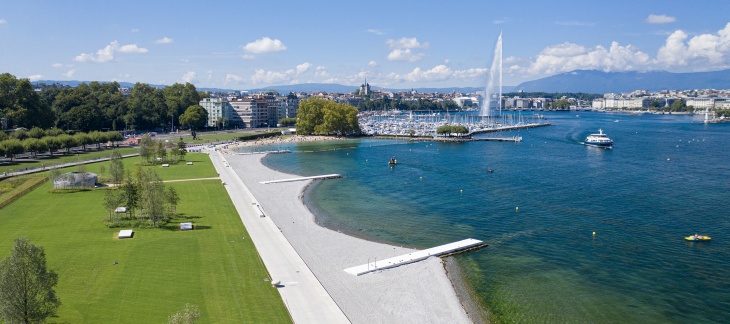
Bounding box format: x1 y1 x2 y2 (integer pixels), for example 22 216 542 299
583 129 613 148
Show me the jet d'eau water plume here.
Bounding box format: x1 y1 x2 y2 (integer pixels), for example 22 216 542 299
480 32 502 117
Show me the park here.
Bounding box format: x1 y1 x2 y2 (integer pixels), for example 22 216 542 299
0 150 290 323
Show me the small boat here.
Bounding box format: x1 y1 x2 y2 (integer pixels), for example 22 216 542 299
388 157 397 165
583 129 613 148
685 234 711 241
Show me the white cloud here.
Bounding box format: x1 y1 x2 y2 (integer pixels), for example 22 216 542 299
250 62 315 85
296 62 312 74
64 69 76 78
315 66 329 77
368 60 378 67
74 41 148 63
367 29 385 35
52 63 63 68
27 74 44 81
131 28 139 33
657 23 730 68
225 73 244 85
241 54 255 60
525 41 651 75
387 65 487 83
386 37 429 62
155 37 173 44
646 14 676 24
181 71 198 84
493 18 509 25
386 37 429 50
387 48 425 62
251 70 290 85
118 44 148 53
242 37 287 55
0 19 7 25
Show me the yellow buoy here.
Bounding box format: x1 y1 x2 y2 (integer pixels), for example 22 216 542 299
516 207 519 212
460 189 463 193
419 176 422 181
592 231 596 236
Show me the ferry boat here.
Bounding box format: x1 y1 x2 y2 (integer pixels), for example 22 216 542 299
583 129 613 148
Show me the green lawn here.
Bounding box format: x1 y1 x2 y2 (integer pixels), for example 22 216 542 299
0 147 139 175
0 154 290 323
174 130 284 144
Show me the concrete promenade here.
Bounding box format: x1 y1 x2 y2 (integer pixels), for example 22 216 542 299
209 150 350 323
344 238 484 276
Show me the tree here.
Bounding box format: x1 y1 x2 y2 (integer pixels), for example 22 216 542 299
178 105 208 130
0 238 61 324
0 73 55 129
42 136 62 156
176 139 187 161
278 117 297 126
0 139 25 161
436 125 469 137
109 149 125 185
296 98 360 136
168 304 200 324
74 132 93 151
27 127 46 139
155 141 167 163
139 134 155 164
670 99 687 112
57 134 77 154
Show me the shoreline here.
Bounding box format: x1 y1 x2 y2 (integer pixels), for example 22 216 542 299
224 151 474 323
302 178 491 323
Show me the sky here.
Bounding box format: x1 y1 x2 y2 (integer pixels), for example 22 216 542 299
2 0 730 90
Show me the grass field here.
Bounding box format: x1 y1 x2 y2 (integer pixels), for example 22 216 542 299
173 130 284 144
0 147 139 175
0 153 290 323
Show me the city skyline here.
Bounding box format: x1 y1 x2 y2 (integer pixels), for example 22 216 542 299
2 0 730 89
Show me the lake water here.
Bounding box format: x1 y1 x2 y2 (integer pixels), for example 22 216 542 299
245 112 730 323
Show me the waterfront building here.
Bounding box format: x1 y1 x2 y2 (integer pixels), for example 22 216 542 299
199 97 232 127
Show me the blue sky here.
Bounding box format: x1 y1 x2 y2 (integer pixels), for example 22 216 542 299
2 0 729 89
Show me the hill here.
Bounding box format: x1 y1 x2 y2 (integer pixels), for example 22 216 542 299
514 69 730 93
31 80 511 94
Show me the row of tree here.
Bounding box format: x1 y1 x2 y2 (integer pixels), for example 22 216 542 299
138 134 188 165
356 97 460 112
1 73 208 132
0 130 123 161
436 125 470 137
296 98 361 136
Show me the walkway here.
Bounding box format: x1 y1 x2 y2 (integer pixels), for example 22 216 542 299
209 150 350 323
344 238 484 276
260 174 342 184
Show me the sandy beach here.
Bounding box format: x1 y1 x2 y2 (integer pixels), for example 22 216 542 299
221 152 473 323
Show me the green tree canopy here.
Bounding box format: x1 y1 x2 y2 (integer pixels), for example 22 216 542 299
0 238 61 324
0 73 55 129
296 98 360 136
178 105 208 130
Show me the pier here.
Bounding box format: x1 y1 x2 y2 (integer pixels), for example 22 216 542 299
259 174 342 184
344 238 485 276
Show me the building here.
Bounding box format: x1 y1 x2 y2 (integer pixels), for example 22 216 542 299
199 98 232 127
229 97 266 128
359 80 371 96
54 172 98 189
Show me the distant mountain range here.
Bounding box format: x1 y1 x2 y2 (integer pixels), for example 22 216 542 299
514 69 730 93
32 80 513 94
36 69 730 95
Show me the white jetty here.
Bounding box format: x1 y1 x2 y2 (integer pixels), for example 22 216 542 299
344 238 485 276
259 174 342 184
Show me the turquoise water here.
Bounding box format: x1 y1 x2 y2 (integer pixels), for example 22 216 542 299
248 112 730 323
